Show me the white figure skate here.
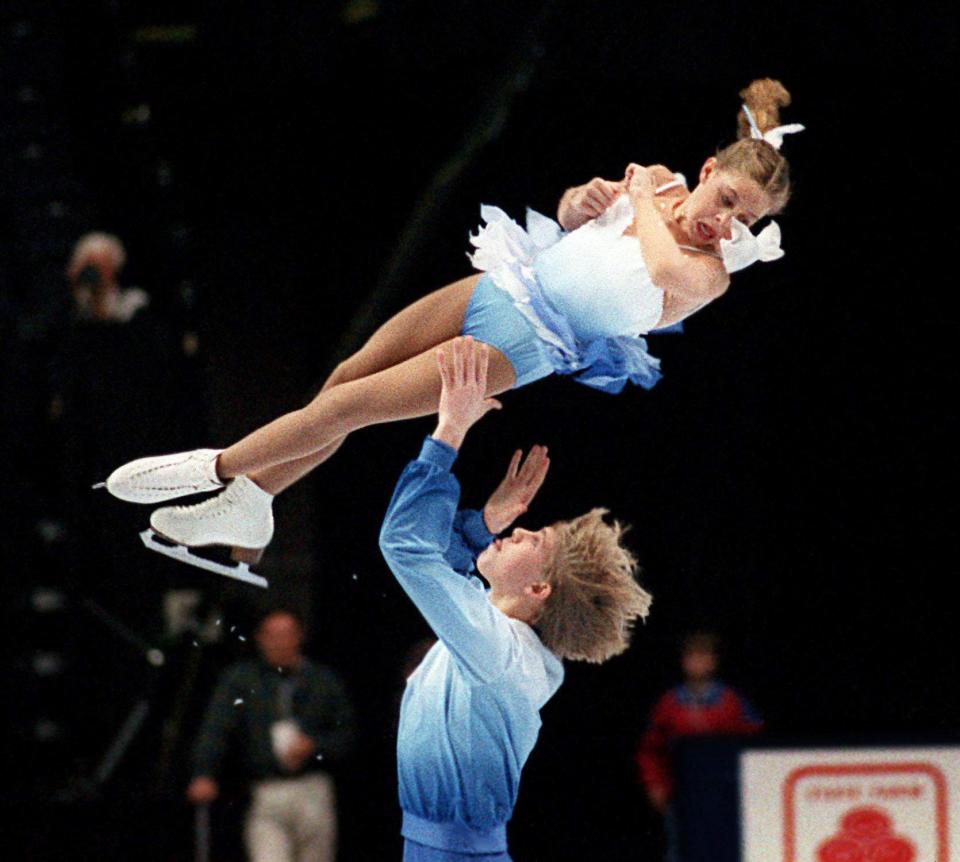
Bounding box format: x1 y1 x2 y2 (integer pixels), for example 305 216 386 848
103 449 224 504
142 476 274 589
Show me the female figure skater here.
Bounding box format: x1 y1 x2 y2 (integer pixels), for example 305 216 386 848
106 79 802 565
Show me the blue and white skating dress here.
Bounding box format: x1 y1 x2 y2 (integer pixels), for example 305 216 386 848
461 181 689 394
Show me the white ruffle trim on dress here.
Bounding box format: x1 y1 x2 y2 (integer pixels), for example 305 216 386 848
468 205 573 357
467 205 663 394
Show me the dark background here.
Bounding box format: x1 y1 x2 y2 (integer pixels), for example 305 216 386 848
1 1 957 859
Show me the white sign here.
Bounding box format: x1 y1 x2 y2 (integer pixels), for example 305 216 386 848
740 747 960 862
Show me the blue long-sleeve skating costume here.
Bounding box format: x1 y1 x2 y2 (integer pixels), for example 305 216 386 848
379 437 564 859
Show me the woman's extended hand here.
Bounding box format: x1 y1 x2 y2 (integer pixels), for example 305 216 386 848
482 445 550 534
432 337 502 451
558 177 623 230
625 163 656 201
569 177 622 219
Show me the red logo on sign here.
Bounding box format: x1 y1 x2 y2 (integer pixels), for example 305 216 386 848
816 807 916 862
783 763 949 862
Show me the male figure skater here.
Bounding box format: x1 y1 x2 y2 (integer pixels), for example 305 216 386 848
379 337 652 861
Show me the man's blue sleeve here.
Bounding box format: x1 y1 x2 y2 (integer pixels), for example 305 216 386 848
448 509 494 576
379 437 514 685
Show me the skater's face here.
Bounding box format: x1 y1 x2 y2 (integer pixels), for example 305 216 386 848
256 612 304 669
477 526 556 601
682 648 717 683
69 247 121 320
679 157 772 250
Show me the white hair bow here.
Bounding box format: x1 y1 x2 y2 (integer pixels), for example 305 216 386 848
720 218 784 273
742 103 805 151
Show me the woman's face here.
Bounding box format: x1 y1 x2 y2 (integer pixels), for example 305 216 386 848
679 157 772 250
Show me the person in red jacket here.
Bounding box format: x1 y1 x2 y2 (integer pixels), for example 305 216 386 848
637 632 762 858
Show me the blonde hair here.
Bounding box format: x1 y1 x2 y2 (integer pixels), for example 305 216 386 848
67 232 127 281
716 78 794 214
534 509 652 664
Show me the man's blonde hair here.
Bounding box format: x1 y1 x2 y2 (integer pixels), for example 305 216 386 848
534 509 652 664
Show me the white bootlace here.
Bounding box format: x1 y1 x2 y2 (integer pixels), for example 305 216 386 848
132 452 222 494
166 480 246 519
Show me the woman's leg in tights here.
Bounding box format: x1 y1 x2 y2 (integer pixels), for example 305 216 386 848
235 274 490 494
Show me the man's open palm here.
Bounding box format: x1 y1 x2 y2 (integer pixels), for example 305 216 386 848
483 445 550 534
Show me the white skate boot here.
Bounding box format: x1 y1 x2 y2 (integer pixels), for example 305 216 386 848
141 476 274 588
150 476 274 552
104 449 224 504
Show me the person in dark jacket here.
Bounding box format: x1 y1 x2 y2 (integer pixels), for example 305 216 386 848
186 609 354 862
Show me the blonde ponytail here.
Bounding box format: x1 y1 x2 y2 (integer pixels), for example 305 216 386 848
717 78 794 214
736 78 793 139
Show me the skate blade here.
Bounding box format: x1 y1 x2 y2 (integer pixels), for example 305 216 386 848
139 530 269 589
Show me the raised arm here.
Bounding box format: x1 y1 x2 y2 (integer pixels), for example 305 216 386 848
482 444 550 535
379 338 517 684
556 165 681 232
443 445 549 573
557 176 624 231
625 163 728 323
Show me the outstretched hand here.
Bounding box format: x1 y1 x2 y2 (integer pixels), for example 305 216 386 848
433 337 502 451
483 445 550 534
624 163 655 201
570 177 623 218
559 176 624 231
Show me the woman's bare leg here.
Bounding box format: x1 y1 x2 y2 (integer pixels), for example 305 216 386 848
247 441 347 496
225 274 484 488
221 337 515 482
244 367 350 495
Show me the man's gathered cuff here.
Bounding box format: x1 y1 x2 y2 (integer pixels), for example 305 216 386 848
459 508 496 551
421 435 458 471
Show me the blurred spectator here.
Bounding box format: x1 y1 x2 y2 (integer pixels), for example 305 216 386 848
636 632 762 861
42 230 197 623
52 230 191 487
186 609 355 862
66 232 148 323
